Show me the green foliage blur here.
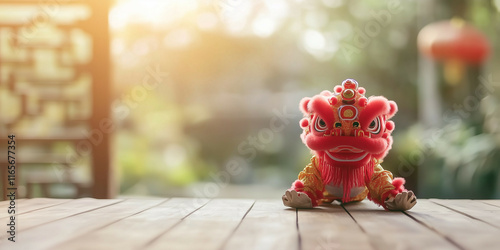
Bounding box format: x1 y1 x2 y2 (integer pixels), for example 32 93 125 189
111 0 500 198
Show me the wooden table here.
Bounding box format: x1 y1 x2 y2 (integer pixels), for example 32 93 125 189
1 198 499 250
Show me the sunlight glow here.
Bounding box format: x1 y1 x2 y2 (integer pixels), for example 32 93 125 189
163 28 193 48
494 0 500 12
302 29 339 61
163 144 187 169
110 0 289 39
252 15 276 37
197 12 218 31
304 30 326 51
109 0 199 30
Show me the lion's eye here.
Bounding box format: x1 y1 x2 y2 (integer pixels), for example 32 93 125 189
319 119 326 127
314 117 328 132
353 122 359 128
367 117 381 134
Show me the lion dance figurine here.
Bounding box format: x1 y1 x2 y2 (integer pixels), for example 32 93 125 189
282 79 416 211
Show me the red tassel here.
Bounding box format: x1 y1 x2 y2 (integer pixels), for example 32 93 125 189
291 180 304 192
318 157 374 203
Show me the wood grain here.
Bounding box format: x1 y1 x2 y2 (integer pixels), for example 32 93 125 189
406 199 500 250
343 200 458 250
146 198 255 250
9 198 122 232
481 200 500 208
299 201 373 250
0 198 70 219
1 198 500 249
53 198 209 250
0 198 120 244
223 199 298 250
431 199 500 229
0 199 162 249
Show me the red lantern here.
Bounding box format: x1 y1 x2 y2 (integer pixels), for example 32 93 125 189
417 18 490 84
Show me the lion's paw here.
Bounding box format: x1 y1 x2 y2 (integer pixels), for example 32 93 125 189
282 190 313 208
384 191 417 211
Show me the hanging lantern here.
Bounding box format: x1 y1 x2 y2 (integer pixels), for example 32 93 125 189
417 18 490 84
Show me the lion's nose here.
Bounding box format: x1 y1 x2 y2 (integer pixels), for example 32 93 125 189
354 129 372 138
327 128 370 137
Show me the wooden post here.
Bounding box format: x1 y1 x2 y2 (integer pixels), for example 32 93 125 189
87 0 114 199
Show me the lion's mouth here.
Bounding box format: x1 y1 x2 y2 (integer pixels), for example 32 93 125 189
325 146 368 162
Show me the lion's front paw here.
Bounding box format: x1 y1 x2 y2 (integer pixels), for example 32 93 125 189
384 191 417 211
282 190 313 208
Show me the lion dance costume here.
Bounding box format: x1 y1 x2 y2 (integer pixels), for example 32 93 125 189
282 79 416 211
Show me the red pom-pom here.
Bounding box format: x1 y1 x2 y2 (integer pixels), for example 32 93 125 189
300 118 309 128
385 121 395 131
392 178 405 189
292 180 304 190
358 87 366 95
334 85 343 93
329 97 338 105
358 97 368 107
388 178 407 197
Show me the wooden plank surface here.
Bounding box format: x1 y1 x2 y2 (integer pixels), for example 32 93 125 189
0 199 24 208
0 199 163 249
481 200 500 208
0 198 106 243
342 200 459 250
1 198 500 250
431 199 500 229
223 200 298 250
146 198 255 250
6 198 122 232
0 198 69 218
52 198 209 250
406 200 500 250
299 202 373 250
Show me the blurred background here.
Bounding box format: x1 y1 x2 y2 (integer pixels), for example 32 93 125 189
1 0 499 200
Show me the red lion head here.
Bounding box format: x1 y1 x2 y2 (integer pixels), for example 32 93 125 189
299 79 398 169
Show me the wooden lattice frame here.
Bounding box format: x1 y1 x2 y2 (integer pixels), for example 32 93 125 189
0 0 113 199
